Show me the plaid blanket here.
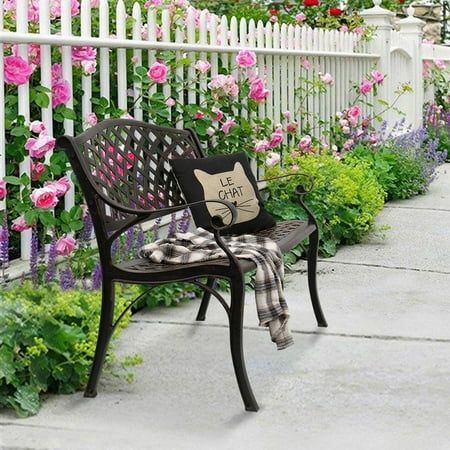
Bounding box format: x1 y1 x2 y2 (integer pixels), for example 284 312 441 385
140 228 293 350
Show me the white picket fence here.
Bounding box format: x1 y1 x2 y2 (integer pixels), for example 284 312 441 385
0 0 449 265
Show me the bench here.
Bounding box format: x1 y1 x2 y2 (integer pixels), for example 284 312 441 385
57 118 327 412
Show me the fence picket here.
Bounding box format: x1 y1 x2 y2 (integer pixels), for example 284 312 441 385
81 0 93 127
99 0 110 118
116 0 127 113
16 0 31 259
132 2 143 121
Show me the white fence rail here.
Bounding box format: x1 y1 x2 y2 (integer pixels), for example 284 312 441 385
0 0 449 264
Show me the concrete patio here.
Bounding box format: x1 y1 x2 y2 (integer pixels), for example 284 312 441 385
1 164 449 450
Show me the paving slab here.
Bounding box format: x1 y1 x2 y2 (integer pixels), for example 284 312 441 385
1 323 450 450
132 262 450 342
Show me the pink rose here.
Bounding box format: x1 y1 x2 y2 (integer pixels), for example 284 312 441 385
254 140 269 153
56 236 76 256
295 12 306 23
206 127 215 136
25 135 56 159
221 118 236 135
320 73 334 85
0 181 7 200
249 78 269 103
340 25 349 33
371 70 384 84
194 60 211 73
269 15 278 23
50 0 80 18
359 79 373 94
283 111 291 119
31 161 46 181
208 75 239 98
353 27 364 35
147 61 168 83
265 152 280 166
369 133 379 145
300 58 311 70
194 111 205 119
435 59 446 70
72 46 96 63
30 120 47 134
145 0 162 6
165 97 176 107
51 63 62 82
81 60 97 75
30 186 59 209
52 78 71 108
85 112 98 126
348 105 362 118
11 215 31 232
4 56 33 85
90 0 100 7
212 107 224 121
298 135 312 151
287 122 298 133
268 129 283 148
46 176 71 197
236 49 257 68
343 139 355 150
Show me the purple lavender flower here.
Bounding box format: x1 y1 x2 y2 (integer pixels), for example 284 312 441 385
178 208 191 233
153 216 162 242
136 226 145 255
111 238 119 258
167 213 177 238
30 228 39 286
60 266 75 290
92 262 102 290
80 210 93 243
0 218 9 268
45 233 58 283
125 226 134 254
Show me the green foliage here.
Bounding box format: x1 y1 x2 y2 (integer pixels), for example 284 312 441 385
347 141 442 201
265 153 385 256
0 282 141 417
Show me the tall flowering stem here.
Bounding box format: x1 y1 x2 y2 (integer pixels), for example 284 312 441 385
92 262 102 290
30 228 39 286
45 232 58 283
178 208 191 233
80 210 93 243
167 213 177 238
136 226 145 256
0 214 9 281
60 265 76 290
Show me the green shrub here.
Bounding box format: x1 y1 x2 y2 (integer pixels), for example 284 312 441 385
347 139 444 201
0 282 141 417
265 153 385 257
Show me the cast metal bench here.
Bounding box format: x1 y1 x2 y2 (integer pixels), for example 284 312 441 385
57 118 327 412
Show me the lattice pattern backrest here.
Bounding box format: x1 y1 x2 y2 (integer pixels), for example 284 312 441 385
75 120 202 221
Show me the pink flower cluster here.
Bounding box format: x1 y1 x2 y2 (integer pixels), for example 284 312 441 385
208 74 239 98
28 176 70 211
359 70 385 94
72 46 97 75
51 63 71 108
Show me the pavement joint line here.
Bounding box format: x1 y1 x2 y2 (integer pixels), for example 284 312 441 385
384 205 450 212
316 259 450 275
130 319 450 344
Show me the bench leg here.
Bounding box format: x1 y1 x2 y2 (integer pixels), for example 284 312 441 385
196 277 216 321
307 229 328 327
84 279 115 398
229 278 259 412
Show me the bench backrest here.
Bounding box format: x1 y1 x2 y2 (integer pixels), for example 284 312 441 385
57 118 203 237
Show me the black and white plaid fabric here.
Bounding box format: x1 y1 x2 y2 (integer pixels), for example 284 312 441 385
140 228 293 350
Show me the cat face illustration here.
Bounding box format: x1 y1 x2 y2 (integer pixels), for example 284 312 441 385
194 162 260 225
